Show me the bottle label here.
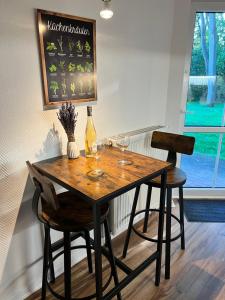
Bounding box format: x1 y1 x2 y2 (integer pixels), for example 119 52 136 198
87 106 92 116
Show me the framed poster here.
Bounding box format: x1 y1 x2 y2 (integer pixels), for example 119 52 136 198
37 9 97 108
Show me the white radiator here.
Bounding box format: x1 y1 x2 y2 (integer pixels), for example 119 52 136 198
109 126 164 235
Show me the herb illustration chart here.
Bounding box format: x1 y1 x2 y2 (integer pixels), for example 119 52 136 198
37 10 97 107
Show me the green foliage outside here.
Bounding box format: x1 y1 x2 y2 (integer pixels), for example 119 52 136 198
186 13 225 161
185 102 225 127
185 102 225 159
189 13 225 102
191 13 225 77
185 131 225 160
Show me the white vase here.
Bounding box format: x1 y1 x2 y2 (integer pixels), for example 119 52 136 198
67 141 80 159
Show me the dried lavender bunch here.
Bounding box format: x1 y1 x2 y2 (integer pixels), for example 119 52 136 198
57 102 78 142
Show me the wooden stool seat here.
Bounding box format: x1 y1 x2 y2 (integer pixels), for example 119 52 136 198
42 191 109 232
148 167 186 188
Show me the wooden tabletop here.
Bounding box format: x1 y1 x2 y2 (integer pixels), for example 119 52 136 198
34 147 170 203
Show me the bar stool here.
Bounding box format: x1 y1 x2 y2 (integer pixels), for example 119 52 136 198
26 161 121 300
122 131 195 279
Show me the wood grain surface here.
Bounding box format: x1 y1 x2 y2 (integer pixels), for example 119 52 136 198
34 147 171 203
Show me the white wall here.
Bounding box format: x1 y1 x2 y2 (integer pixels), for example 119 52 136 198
165 0 192 133
0 0 175 298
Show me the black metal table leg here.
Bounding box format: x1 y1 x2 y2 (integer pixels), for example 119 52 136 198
93 203 103 299
179 187 185 250
143 185 152 233
122 186 141 258
155 170 167 286
104 219 122 300
165 187 172 280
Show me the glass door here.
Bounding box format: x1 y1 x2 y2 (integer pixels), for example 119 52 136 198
181 12 225 190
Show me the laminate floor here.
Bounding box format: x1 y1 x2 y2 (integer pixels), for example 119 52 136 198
26 206 225 300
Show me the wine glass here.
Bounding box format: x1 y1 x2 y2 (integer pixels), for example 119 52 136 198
87 142 104 178
116 136 132 165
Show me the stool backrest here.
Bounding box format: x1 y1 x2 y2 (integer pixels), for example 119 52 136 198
151 131 195 167
26 161 59 211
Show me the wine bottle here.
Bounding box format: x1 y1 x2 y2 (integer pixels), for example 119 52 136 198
85 106 97 157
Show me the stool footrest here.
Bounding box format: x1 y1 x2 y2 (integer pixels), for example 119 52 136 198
46 244 113 300
132 209 184 243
